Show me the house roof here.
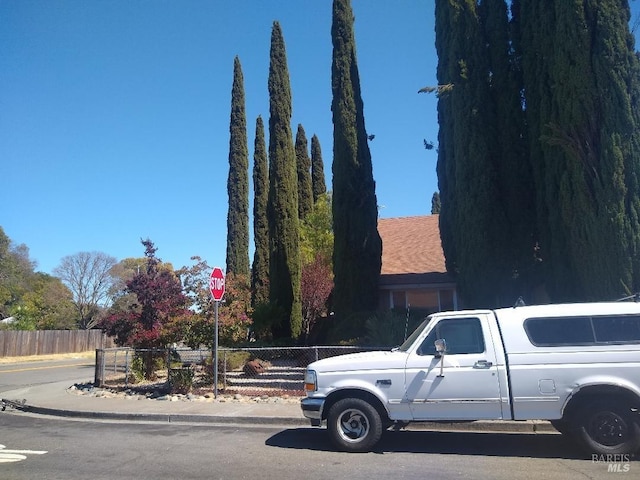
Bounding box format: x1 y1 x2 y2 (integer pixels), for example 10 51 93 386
378 215 454 286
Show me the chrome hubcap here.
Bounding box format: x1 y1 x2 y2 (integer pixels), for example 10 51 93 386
337 408 369 443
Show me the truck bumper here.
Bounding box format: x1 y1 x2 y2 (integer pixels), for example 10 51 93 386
301 397 325 427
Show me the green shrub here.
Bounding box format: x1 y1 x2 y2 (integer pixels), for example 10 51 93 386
221 351 252 371
168 366 194 394
201 351 251 385
364 310 426 347
129 355 145 383
130 352 166 382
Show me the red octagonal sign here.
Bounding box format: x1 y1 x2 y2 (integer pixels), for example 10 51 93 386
209 267 225 301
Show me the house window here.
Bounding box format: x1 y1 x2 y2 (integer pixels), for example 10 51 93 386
383 288 458 312
407 290 439 310
379 291 391 310
392 291 406 309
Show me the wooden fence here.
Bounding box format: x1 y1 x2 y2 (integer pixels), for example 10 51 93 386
0 330 114 357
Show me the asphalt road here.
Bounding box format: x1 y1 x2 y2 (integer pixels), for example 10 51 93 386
0 357 636 479
0 413 635 480
0 357 95 394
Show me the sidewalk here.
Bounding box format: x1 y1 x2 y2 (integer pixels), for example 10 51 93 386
1 379 558 434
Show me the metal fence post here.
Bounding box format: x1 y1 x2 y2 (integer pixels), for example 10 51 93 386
94 349 102 386
125 349 129 388
223 350 227 390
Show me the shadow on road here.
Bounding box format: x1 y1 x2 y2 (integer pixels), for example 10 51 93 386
266 428 590 459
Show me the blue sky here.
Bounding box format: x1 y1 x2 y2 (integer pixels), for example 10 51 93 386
2 1 638 276
1 0 437 274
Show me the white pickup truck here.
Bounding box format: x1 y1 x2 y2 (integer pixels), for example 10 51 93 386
301 302 640 454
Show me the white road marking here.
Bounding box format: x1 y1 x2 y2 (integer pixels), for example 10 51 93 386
0 444 47 463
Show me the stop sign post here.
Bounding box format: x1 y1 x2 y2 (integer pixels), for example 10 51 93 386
209 267 225 398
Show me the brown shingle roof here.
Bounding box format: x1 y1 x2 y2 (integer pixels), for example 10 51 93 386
378 215 447 276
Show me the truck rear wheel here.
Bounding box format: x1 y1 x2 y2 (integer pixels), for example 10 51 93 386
327 398 383 452
573 401 640 455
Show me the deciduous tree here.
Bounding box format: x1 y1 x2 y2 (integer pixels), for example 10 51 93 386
54 251 117 329
176 257 253 347
301 254 333 344
14 273 76 330
0 227 37 320
300 193 333 266
101 240 190 379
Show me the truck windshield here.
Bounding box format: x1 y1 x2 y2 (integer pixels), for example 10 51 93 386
396 317 432 352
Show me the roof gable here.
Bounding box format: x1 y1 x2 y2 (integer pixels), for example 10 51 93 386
378 215 446 275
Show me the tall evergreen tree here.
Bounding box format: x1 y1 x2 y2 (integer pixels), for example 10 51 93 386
226 56 250 277
431 192 441 214
517 0 640 301
435 0 510 307
331 0 382 334
311 134 327 203
251 116 270 307
479 0 536 301
295 124 313 220
267 22 302 339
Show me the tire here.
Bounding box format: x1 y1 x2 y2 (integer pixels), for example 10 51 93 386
550 420 570 435
573 401 640 455
551 419 579 443
327 398 383 452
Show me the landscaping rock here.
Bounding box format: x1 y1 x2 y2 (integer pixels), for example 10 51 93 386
243 359 265 376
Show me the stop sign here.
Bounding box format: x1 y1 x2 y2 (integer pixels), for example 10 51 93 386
209 267 225 301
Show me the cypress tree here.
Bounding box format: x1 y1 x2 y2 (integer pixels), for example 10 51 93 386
517 0 640 301
295 124 313 220
226 56 250 277
431 192 441 215
479 0 536 302
251 116 269 307
311 134 327 203
267 22 302 339
331 0 382 333
435 0 509 307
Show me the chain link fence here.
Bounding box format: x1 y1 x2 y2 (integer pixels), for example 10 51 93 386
94 346 378 397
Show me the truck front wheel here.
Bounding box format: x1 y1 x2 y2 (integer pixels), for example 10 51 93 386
573 401 640 455
327 398 383 452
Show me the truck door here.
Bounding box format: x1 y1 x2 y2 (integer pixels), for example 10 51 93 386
405 315 504 420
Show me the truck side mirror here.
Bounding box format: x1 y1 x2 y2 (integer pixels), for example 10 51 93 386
435 338 446 377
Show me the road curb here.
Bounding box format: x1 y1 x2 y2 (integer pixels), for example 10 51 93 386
3 398 558 433
5 401 307 426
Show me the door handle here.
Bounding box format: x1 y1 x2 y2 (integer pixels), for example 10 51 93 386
473 360 492 369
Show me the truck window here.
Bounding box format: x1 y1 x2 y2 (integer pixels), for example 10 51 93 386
417 317 485 355
524 316 593 346
524 314 640 346
592 315 640 343
397 317 432 352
